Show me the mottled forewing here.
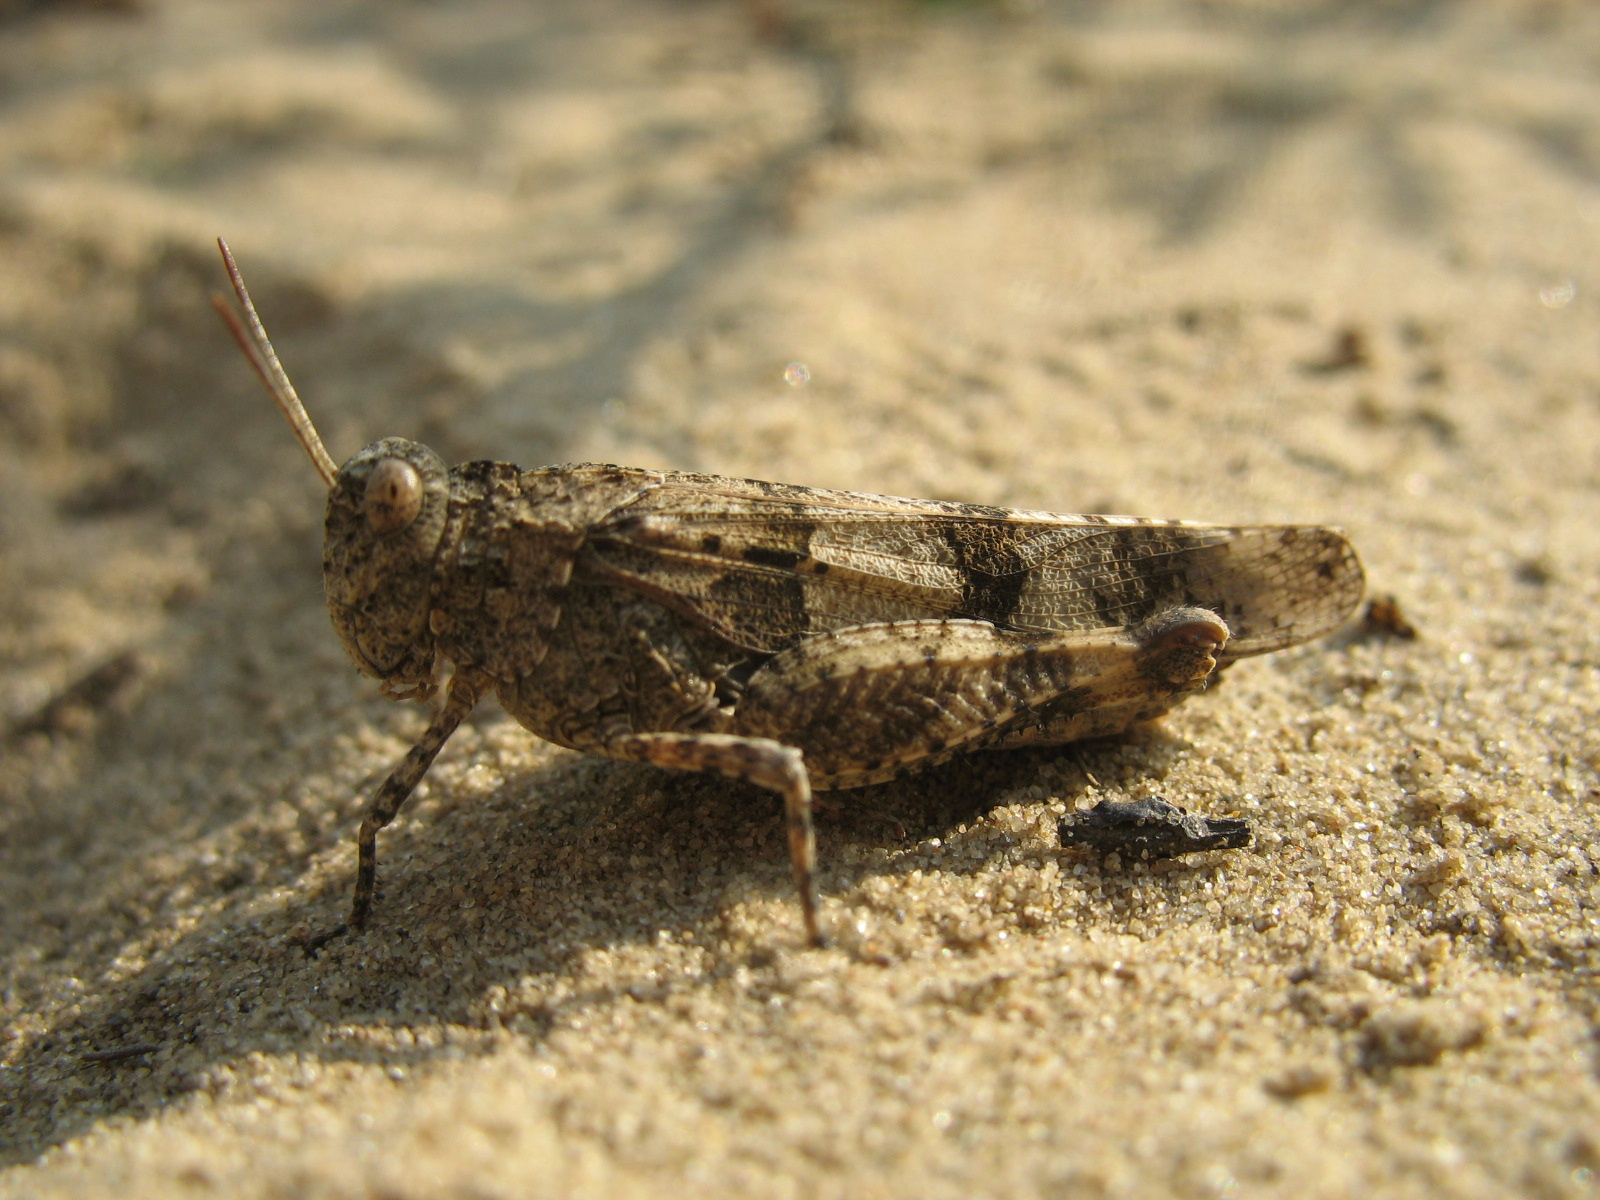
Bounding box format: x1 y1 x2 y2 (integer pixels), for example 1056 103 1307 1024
583 473 1363 657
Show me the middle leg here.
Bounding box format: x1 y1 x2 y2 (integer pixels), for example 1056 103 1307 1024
602 730 822 945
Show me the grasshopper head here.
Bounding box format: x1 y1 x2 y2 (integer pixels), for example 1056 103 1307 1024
323 437 452 699
213 240 454 702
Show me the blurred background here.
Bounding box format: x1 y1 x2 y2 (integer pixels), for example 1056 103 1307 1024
4 0 1595 722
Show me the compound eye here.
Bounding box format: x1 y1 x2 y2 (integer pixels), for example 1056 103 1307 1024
362 457 423 534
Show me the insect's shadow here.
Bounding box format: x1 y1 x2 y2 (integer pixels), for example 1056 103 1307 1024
356 721 1207 958
0 696 1207 1168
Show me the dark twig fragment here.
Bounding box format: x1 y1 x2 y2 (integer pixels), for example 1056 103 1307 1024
1059 797 1252 858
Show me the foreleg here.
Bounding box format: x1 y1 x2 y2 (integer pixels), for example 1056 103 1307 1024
347 667 487 931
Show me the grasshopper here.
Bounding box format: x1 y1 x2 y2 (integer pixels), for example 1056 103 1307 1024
212 239 1364 946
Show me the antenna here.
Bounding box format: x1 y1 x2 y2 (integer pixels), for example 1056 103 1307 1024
211 238 340 489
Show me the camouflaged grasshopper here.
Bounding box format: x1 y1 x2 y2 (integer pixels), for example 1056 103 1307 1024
213 239 1364 946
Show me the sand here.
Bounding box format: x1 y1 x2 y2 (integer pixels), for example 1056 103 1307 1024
2 2 1598 1197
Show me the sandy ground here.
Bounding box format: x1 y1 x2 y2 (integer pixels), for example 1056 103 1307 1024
2 2 1598 1197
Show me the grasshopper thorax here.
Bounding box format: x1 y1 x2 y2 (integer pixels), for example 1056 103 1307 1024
324 437 453 701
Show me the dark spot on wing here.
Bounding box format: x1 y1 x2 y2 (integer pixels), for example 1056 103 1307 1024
942 519 1033 628
707 568 809 650
1084 525 1197 627
701 520 816 650
743 545 806 570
